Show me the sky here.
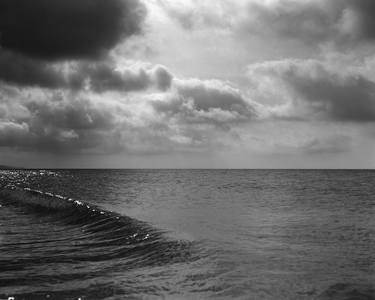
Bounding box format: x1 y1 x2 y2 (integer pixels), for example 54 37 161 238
0 0 375 168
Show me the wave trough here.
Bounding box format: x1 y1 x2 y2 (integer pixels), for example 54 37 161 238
0 186 196 288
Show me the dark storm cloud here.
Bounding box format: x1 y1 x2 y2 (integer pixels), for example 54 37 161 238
83 63 150 92
345 0 375 40
0 0 146 60
0 50 83 89
82 63 173 93
0 0 147 90
247 59 375 122
152 79 257 127
0 52 172 92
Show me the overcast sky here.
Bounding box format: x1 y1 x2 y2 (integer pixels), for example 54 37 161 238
0 0 375 168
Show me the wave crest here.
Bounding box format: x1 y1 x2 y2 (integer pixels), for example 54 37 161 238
0 186 196 267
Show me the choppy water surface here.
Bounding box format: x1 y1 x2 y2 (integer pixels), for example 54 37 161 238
0 170 374 299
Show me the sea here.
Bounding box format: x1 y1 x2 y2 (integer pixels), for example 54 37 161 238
0 169 374 300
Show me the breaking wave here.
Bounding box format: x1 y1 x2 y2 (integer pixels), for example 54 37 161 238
0 186 195 270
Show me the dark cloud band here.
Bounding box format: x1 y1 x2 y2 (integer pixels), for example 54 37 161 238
247 59 375 122
0 0 146 60
0 51 172 92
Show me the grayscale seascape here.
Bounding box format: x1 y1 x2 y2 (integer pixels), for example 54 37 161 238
1 0 375 298
0 169 374 299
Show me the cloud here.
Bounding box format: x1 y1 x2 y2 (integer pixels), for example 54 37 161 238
82 63 173 93
343 0 375 41
0 51 260 154
27 97 117 132
242 0 336 44
152 78 258 127
0 121 30 148
0 50 83 89
153 66 174 91
0 0 149 91
247 57 375 121
0 62 369 161
0 92 124 153
0 0 146 60
0 52 173 92
4 57 367 156
160 0 375 48
242 0 375 47
0 74 261 154
301 134 352 154
157 0 235 31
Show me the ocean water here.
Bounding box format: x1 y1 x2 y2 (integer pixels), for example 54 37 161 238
0 169 374 300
